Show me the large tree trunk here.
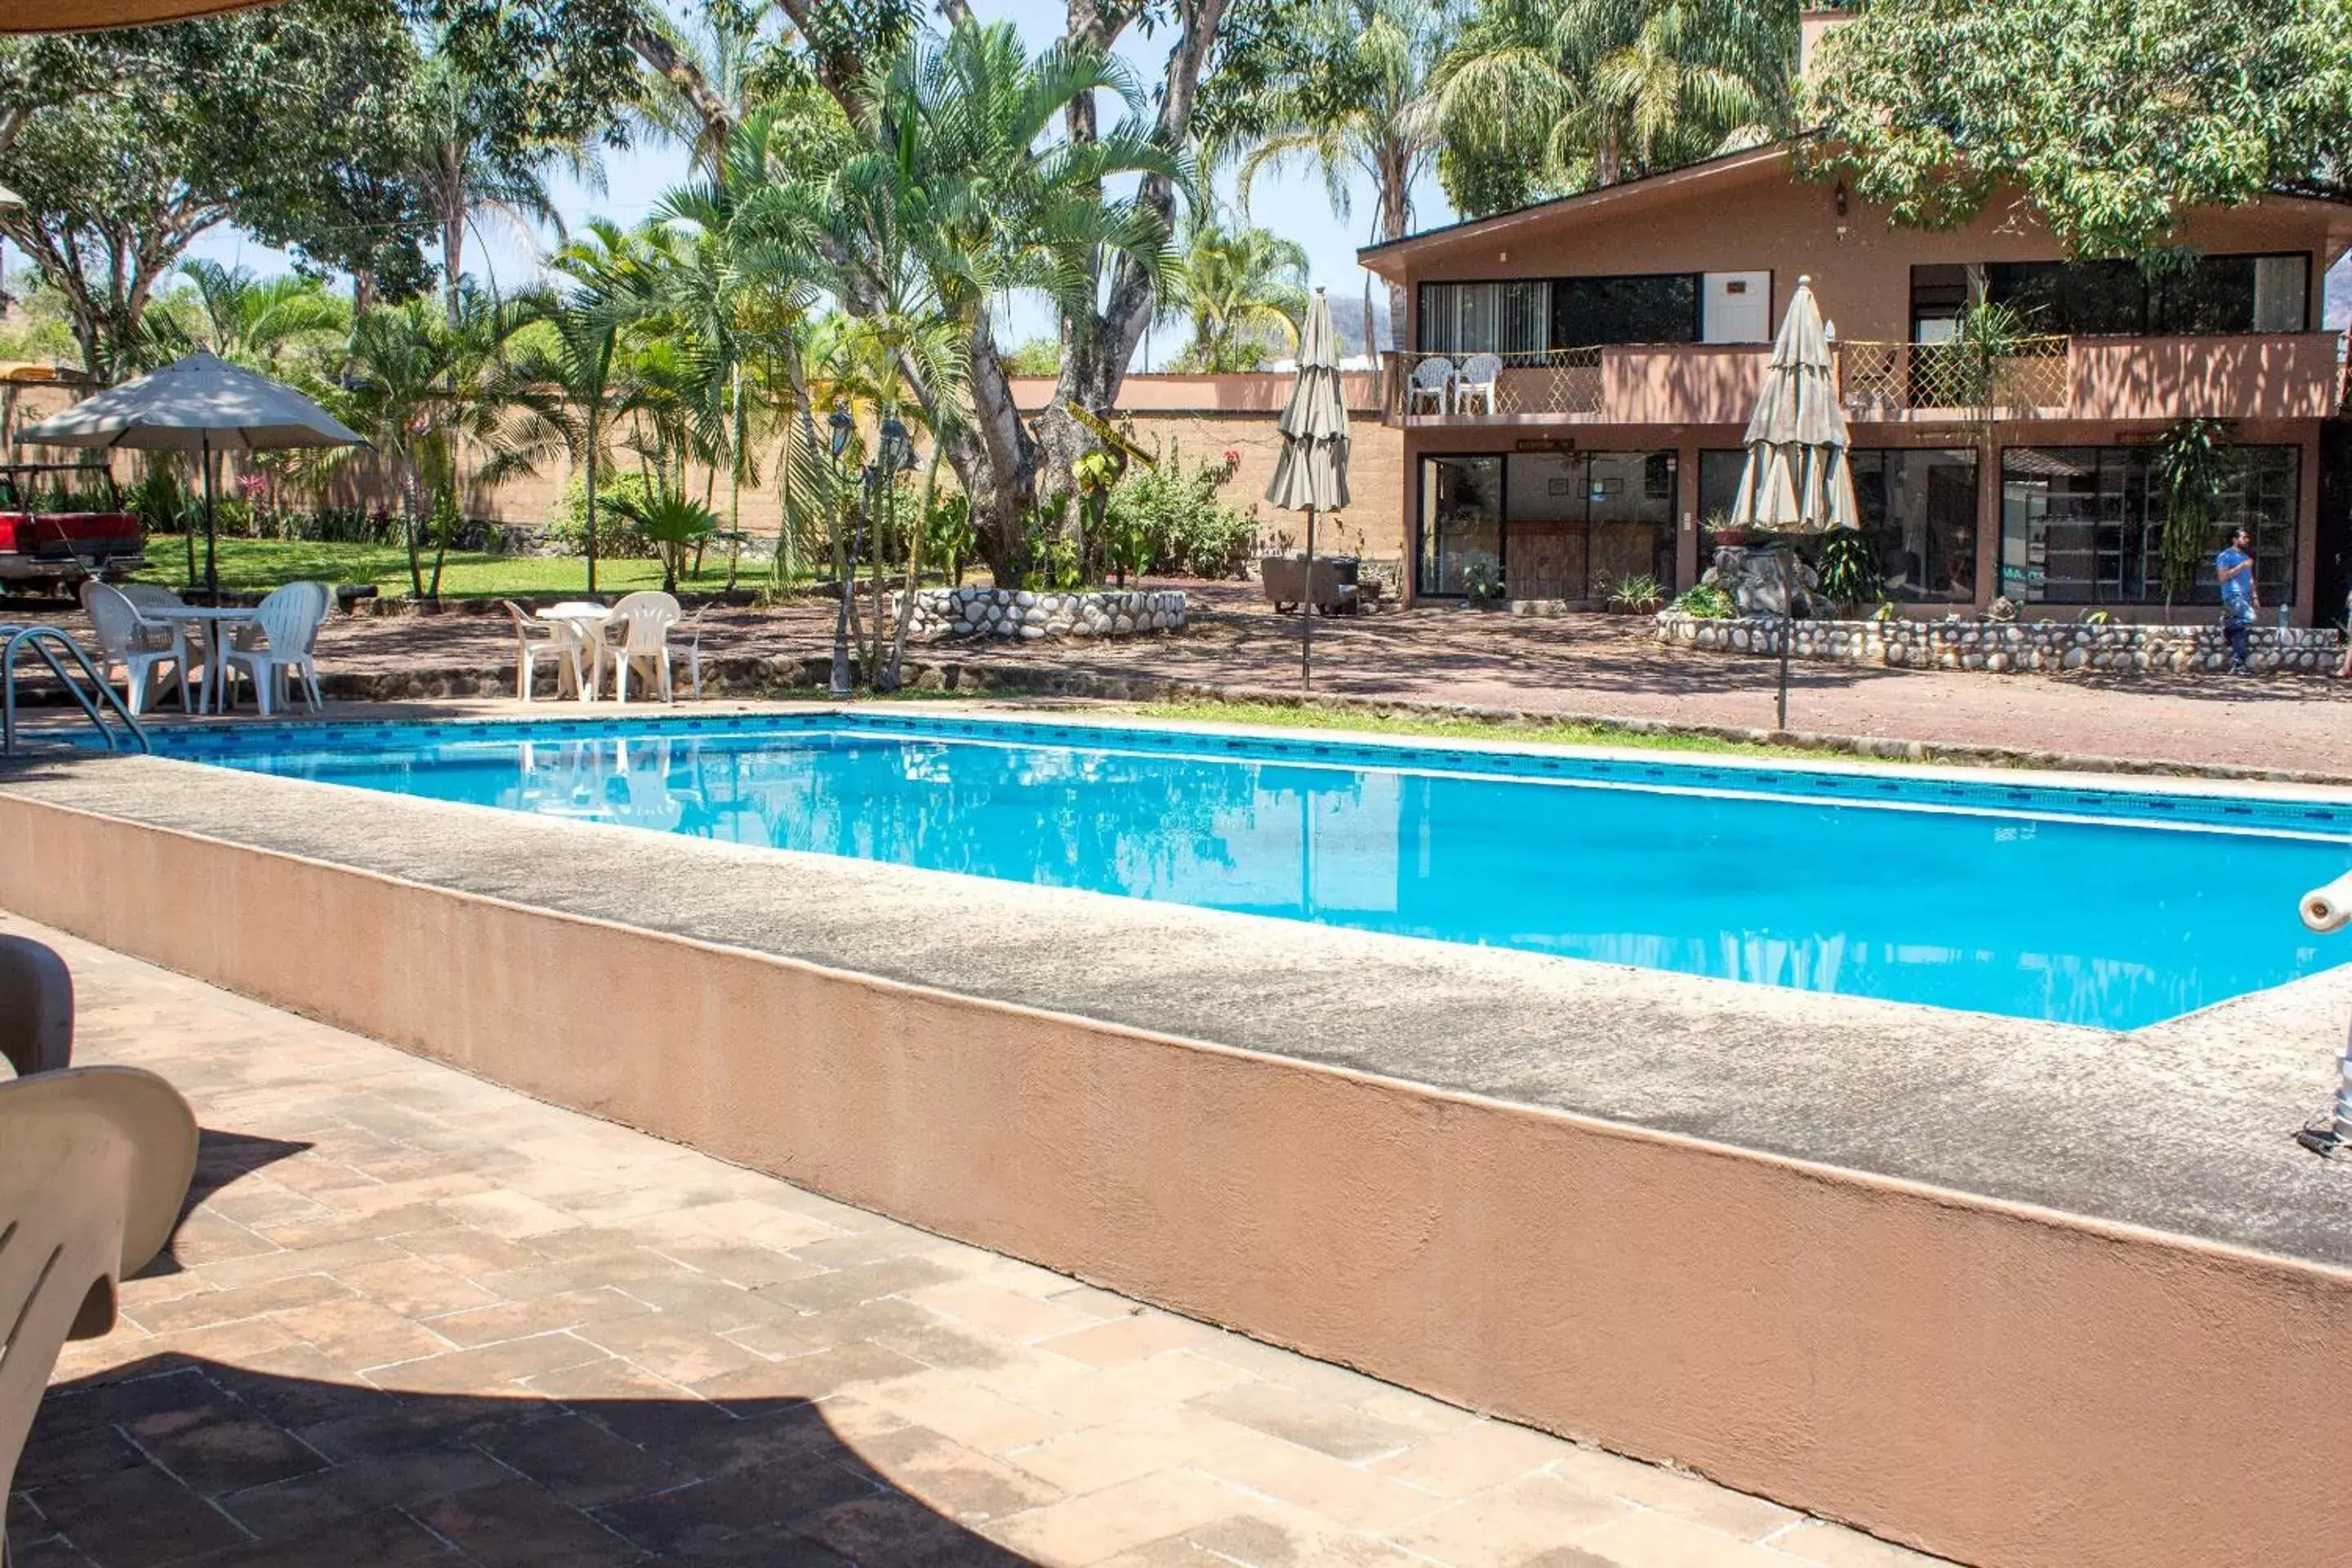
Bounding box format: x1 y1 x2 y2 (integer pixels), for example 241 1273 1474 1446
630 20 736 180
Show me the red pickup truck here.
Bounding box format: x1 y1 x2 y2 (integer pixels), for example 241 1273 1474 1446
0 462 147 597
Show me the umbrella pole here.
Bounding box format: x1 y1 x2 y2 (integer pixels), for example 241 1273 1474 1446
1302 508 1316 693
1776 544 1793 733
203 436 219 599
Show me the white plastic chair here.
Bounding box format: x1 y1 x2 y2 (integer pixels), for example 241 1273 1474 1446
80 581 191 716
0 1063 199 1547
1408 356 1455 414
501 600 586 702
222 581 329 716
678 604 715 701
1456 354 1503 414
602 590 683 703
118 584 186 613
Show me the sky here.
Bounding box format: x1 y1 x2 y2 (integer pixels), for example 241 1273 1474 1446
181 0 1453 360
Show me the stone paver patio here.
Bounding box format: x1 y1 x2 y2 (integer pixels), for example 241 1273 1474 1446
20 580 2352 776
6 915 1951 1568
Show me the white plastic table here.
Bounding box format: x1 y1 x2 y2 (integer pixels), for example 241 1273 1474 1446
154 606 261 715
536 603 612 701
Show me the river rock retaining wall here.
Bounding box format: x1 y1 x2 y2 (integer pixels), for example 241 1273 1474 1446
888 586 1188 642
1656 612 2342 674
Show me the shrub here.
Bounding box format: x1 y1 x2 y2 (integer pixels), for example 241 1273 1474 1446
1606 572 1663 612
1102 446 1256 579
545 470 654 559
1814 528 1878 608
1673 582 1736 619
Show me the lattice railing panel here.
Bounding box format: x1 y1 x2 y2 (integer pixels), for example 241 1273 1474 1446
1393 349 1603 418
1836 338 2070 416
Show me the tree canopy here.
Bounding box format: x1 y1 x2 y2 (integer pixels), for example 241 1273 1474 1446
1809 0 2352 257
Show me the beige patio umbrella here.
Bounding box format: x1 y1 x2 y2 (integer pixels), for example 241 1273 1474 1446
1 0 262 32
16 349 364 597
1266 287 1350 691
1727 275 1859 730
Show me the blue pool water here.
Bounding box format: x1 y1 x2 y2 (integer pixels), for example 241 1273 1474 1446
145 712 2352 1029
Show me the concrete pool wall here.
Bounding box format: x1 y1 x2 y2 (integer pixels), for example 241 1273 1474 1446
2 777 2347 1568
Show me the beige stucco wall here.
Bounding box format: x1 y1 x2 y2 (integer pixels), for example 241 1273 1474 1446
4 789 2347 1568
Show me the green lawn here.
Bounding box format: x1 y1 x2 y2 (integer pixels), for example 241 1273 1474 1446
1136 698 1944 766
136 536 752 599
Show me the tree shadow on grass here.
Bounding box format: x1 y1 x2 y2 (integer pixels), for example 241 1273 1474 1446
14 1353 1037 1567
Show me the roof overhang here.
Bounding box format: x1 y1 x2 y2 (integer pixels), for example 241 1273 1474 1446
1358 144 1797 278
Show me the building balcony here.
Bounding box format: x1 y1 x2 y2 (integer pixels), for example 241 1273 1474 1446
1388 332 2345 430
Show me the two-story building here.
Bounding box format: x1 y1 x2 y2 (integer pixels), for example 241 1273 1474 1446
1359 132 2352 623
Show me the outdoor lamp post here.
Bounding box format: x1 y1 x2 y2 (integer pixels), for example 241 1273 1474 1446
826 407 855 700
875 416 912 681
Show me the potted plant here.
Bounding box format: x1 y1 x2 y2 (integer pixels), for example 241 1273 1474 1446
1463 560 1504 605
1704 510 1750 548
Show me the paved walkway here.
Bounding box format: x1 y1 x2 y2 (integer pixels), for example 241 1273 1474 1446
24 581 2352 775
7 917 1947 1568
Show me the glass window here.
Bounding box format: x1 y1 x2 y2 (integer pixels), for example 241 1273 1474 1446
2001 445 2300 606
1585 451 1677 595
1419 455 1503 597
1417 282 1548 357
1986 260 2147 336
1698 450 1746 527
2253 255 2310 332
1502 452 1586 601
1910 265 1969 343
1986 253 2311 337
1550 274 1699 349
1849 449 1979 604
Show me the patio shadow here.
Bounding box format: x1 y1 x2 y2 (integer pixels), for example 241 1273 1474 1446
137 1129 314 1279
12 1352 1037 1566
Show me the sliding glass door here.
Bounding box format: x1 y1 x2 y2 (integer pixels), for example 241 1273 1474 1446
1418 451 1676 599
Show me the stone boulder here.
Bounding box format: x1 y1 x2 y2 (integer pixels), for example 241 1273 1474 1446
1704 545 1838 620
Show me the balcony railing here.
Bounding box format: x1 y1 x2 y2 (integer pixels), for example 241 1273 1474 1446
1390 333 2339 425
1394 348 1604 419
1834 337 2070 417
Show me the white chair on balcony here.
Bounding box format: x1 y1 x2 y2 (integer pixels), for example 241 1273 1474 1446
1408 356 1455 415
1456 354 1503 415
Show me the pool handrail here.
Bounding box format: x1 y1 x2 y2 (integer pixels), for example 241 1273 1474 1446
0 624 152 756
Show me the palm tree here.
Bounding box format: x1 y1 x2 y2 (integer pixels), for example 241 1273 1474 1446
1434 0 1793 206
410 44 600 327
1226 0 1447 364
632 0 768 182
1163 216 1310 372
485 220 666 594
336 292 506 598
810 20 1179 577
175 262 349 372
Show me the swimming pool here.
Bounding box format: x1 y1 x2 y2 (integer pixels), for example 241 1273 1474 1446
145 711 2352 1029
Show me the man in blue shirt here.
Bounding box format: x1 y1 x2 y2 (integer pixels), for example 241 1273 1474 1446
2216 527 2258 675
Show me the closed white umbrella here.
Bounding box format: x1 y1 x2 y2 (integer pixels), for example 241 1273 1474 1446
16 350 364 596
1266 287 1350 690
1728 277 1859 728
